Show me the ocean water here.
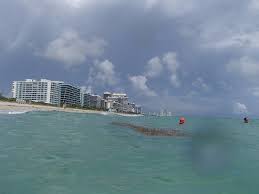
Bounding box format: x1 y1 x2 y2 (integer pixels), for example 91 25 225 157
0 111 258 194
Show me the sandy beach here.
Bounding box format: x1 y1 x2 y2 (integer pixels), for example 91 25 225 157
0 101 142 116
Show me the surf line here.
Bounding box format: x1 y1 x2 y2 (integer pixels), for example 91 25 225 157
111 122 190 137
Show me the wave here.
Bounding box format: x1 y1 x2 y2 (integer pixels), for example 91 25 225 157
99 112 110 116
115 113 144 117
98 112 143 117
8 111 29 115
0 110 29 115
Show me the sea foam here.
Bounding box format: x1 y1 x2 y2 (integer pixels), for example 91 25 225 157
0 110 29 115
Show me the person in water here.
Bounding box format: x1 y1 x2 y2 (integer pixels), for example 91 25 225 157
244 117 249 123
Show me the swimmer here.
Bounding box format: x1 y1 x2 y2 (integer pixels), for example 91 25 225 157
244 117 249 123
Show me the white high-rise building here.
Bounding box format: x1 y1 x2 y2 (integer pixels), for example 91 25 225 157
12 79 64 105
105 93 128 112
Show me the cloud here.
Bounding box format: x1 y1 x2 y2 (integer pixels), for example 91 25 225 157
163 52 179 73
233 102 248 114
80 85 92 94
42 30 107 68
3 0 259 115
217 81 233 92
88 60 118 87
193 1 259 52
249 0 259 11
63 0 121 9
250 87 259 97
192 77 210 92
203 31 259 49
145 0 196 17
140 92 224 114
129 75 157 97
170 74 181 88
226 56 259 79
64 0 87 8
145 56 163 78
162 52 181 87
23 0 97 11
130 51 181 93
145 0 158 10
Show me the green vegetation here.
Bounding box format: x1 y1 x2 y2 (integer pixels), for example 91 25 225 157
0 93 16 102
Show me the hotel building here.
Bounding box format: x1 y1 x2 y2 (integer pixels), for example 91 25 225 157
12 79 63 105
12 79 142 114
89 95 102 109
82 93 102 109
81 93 91 108
60 84 81 107
102 92 141 113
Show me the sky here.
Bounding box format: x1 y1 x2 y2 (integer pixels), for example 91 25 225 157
1 0 259 115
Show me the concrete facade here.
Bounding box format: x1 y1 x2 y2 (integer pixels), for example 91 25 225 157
12 79 63 105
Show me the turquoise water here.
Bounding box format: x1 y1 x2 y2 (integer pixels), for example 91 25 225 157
0 112 259 194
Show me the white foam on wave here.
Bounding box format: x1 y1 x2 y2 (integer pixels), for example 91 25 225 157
100 112 110 116
97 112 143 117
116 114 144 117
0 110 29 115
8 111 29 115
98 112 143 117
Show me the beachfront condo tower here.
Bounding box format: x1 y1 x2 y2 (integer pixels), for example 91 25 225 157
60 84 81 107
81 93 102 109
12 79 64 105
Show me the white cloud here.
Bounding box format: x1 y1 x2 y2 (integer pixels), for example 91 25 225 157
192 77 210 91
162 52 181 87
23 0 97 10
233 102 248 114
145 56 163 78
250 87 259 97
65 0 86 8
204 31 259 49
80 86 92 94
249 0 259 11
42 30 107 68
135 52 181 88
226 56 259 78
63 0 120 9
129 75 157 97
88 60 118 87
196 3 259 51
163 52 179 73
170 74 181 88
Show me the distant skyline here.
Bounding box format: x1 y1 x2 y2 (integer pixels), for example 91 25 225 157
1 0 259 115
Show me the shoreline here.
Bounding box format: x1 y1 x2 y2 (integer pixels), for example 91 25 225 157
0 101 143 117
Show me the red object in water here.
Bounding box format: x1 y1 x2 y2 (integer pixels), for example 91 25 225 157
179 117 185 125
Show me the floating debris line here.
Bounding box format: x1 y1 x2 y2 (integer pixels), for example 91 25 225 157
111 122 189 137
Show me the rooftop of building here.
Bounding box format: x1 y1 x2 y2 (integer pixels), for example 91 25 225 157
91 94 102 97
60 83 81 89
14 79 64 83
112 93 127 96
